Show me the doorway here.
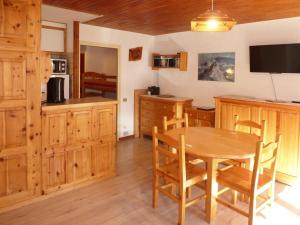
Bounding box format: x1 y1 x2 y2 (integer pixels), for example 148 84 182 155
79 44 119 100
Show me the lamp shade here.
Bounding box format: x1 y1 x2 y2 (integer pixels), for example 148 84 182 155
191 10 236 32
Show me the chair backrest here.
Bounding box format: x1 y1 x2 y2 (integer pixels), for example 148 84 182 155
152 126 186 185
234 115 266 142
163 113 189 132
251 134 281 193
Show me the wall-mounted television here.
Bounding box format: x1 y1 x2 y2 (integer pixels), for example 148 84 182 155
250 43 300 73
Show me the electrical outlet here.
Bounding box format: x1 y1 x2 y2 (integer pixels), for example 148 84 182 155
123 98 127 102
123 131 129 136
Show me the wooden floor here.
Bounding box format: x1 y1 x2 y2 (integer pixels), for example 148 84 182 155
0 138 300 225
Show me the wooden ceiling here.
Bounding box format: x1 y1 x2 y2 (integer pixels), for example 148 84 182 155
43 0 300 35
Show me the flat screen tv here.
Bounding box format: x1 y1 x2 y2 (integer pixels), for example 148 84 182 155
250 43 300 73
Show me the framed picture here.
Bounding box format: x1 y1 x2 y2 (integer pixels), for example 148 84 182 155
198 52 235 82
129 47 143 61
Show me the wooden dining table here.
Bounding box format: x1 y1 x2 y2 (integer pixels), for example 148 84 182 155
164 126 258 224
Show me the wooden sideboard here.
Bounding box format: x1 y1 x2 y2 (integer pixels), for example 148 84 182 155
215 95 300 185
185 107 215 127
41 98 117 194
140 95 193 136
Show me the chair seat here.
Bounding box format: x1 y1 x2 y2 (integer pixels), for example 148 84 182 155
217 166 272 194
158 162 207 187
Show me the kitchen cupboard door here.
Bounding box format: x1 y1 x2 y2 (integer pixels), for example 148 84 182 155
66 144 92 184
42 112 68 148
0 0 40 51
91 141 116 178
259 108 278 143
42 150 66 193
219 103 251 131
92 106 116 140
68 109 92 145
277 111 300 177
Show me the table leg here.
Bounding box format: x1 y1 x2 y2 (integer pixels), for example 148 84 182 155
206 159 218 224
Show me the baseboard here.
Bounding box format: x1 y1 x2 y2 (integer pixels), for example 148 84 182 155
118 135 134 141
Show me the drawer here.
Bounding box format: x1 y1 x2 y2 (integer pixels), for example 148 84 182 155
198 112 214 121
141 100 155 110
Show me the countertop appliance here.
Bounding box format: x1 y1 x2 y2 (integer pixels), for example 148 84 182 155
148 86 160 95
51 58 67 75
42 74 70 103
47 77 65 103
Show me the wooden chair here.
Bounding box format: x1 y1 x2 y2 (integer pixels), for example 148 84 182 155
217 134 281 225
163 113 203 165
224 115 267 168
152 126 207 225
163 113 189 132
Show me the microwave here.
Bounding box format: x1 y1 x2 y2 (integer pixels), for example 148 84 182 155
51 59 67 75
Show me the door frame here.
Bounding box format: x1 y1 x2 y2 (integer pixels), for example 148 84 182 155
79 41 121 139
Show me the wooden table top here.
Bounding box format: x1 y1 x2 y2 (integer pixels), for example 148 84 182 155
165 127 258 160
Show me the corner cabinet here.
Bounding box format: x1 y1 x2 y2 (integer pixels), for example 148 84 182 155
215 96 300 185
41 102 117 194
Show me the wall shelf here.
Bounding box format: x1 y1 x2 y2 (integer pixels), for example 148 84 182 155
152 52 188 71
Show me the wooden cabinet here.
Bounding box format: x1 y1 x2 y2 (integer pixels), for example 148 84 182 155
0 0 41 210
41 101 117 194
215 96 300 185
185 107 215 127
140 95 192 136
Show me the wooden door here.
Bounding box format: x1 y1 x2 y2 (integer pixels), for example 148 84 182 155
0 0 40 52
91 105 116 177
41 112 68 192
0 52 41 207
92 106 116 140
277 111 300 177
219 102 251 131
0 0 41 209
91 141 116 177
66 144 91 183
67 108 92 144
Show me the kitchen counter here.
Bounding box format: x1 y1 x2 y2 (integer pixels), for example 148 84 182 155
42 97 118 111
41 96 117 194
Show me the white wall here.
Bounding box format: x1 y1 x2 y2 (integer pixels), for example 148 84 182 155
80 24 155 137
42 5 98 52
82 46 118 75
153 17 300 107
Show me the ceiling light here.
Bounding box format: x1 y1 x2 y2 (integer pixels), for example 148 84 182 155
191 0 236 32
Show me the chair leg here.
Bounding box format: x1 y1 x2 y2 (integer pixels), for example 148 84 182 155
248 195 257 225
178 188 186 225
268 182 275 207
152 175 159 208
231 190 237 205
186 187 192 199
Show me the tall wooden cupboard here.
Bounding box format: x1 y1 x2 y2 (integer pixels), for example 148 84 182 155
0 0 43 208
215 96 300 185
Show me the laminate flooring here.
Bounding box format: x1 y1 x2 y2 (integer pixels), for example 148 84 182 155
0 138 300 225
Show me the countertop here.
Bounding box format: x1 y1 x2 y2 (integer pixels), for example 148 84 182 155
140 95 193 103
42 97 118 111
215 95 300 109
